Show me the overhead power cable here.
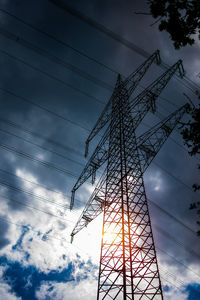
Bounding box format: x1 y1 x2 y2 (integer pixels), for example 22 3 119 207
0 179 68 209
0 7 194 112
153 223 200 260
1 127 199 202
0 117 83 157
148 198 197 237
0 26 113 91
1 3 199 100
1 93 198 177
0 127 83 166
0 56 196 164
0 193 71 221
0 106 196 175
0 213 200 287
1 188 200 288
50 0 200 95
1 151 199 260
0 39 194 162
0 47 103 105
0 89 198 199
0 168 69 198
152 160 197 194
0 166 197 240
157 246 200 280
0 7 117 75
0 215 69 243
0 24 182 112
0 142 79 178
1 116 199 204
2 159 200 257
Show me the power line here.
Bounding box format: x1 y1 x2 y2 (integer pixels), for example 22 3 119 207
0 43 194 162
0 165 197 238
0 24 182 113
0 215 69 243
1 91 199 202
0 162 198 238
0 193 70 221
0 26 113 92
153 223 200 260
0 7 117 76
1 191 199 290
0 48 195 167
148 198 197 237
0 0 198 262
0 145 198 258
1 125 199 203
50 0 200 95
0 7 193 113
0 213 199 287
0 159 200 257
0 142 79 178
0 168 69 198
1 3 199 100
0 179 68 209
152 160 197 194
1 113 199 203
0 5 198 290
0 127 83 167
0 117 83 157
0 47 103 105
157 246 200 280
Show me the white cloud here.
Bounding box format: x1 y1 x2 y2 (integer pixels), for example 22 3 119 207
145 170 164 192
0 168 102 272
0 167 199 300
36 277 97 300
164 286 188 300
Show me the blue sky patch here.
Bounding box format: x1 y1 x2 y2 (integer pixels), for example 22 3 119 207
0 255 76 300
185 283 200 299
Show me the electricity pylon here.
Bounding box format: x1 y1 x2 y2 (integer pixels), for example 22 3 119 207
70 51 188 299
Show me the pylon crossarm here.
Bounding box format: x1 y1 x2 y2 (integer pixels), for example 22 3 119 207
70 114 128 210
71 169 107 238
129 60 185 118
70 144 127 236
70 128 110 209
122 50 161 98
85 51 161 157
70 104 188 236
84 75 122 157
137 103 189 172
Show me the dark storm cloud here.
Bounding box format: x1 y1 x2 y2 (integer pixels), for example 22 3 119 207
0 0 199 298
0 157 32 211
0 218 10 249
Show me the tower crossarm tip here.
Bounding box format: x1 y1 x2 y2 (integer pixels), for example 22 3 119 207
122 50 161 98
71 171 107 237
84 76 122 156
137 103 189 173
128 59 186 128
71 128 110 202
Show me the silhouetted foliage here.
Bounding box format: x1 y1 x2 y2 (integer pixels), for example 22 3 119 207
148 0 200 49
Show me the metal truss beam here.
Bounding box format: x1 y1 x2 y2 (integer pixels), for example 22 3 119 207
70 52 187 299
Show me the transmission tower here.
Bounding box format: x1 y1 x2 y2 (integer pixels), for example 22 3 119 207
70 51 188 299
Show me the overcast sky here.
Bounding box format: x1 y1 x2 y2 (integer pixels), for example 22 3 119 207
0 0 200 299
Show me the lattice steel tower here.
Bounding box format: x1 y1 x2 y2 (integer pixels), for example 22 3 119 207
70 51 188 299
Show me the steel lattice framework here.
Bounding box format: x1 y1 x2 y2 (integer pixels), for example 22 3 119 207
70 51 188 299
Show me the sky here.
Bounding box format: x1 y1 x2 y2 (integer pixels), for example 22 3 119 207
0 0 200 299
